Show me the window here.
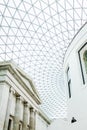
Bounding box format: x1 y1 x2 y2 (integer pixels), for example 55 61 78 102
8 118 13 130
19 122 22 130
83 50 87 73
66 67 71 98
78 42 87 84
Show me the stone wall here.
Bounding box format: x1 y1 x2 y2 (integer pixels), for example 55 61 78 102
0 62 50 130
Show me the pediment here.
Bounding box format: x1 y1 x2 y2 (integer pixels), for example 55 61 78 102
0 61 41 104
16 68 40 99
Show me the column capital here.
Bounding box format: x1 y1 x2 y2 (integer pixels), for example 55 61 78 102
16 95 24 102
30 107 36 112
14 91 19 96
9 87 15 94
23 101 31 108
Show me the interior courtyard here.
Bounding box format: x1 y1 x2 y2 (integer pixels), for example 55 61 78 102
0 0 87 130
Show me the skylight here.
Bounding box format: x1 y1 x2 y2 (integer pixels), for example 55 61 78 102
0 0 87 119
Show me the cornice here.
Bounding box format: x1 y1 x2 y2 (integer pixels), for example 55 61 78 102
38 109 51 124
0 61 41 105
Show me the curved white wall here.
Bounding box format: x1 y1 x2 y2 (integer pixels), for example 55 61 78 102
63 23 87 130
48 23 87 130
64 23 87 122
48 119 69 130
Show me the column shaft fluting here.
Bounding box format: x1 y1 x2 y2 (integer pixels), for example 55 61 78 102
23 102 30 130
13 95 23 130
30 108 36 130
0 84 9 130
3 88 15 130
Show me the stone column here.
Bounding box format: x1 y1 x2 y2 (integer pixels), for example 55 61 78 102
23 102 30 130
3 87 15 130
30 108 36 130
0 83 10 130
13 95 23 130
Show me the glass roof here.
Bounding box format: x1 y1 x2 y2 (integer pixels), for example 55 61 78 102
0 0 87 119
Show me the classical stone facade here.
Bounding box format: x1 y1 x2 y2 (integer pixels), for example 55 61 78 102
0 61 50 130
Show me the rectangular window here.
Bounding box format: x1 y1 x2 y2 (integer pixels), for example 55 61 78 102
67 67 71 98
8 119 12 130
78 42 87 84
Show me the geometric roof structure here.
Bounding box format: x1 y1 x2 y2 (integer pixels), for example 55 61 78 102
0 0 87 119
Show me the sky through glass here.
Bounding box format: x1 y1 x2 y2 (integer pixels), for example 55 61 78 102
0 0 87 119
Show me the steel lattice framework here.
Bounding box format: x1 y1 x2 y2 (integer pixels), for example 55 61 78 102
0 0 87 119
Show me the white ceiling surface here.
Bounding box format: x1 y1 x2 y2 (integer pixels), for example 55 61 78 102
0 0 87 119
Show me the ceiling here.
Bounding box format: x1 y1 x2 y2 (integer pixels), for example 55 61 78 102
0 0 87 119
